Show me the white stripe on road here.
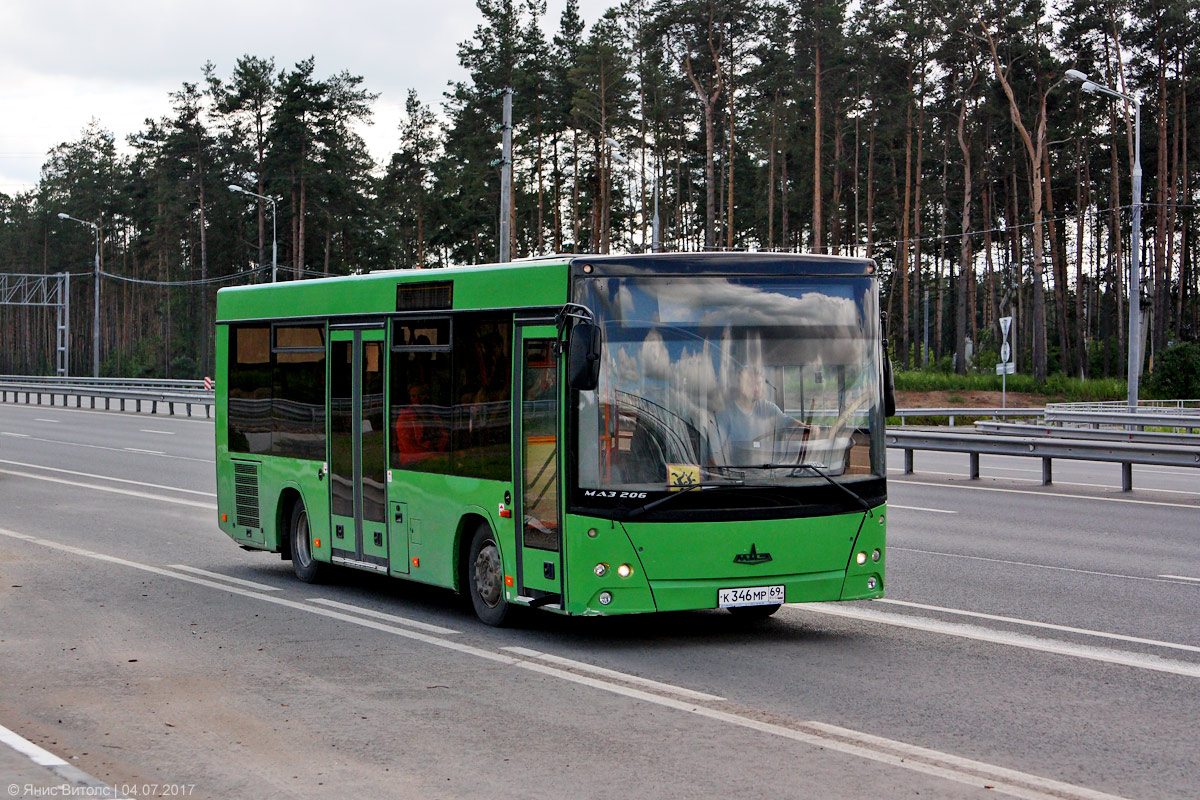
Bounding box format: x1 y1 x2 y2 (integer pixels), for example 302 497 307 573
0 721 125 797
892 478 1200 509
35 418 59 423
124 447 166 455
503 646 725 702
0 721 68 767
166 565 282 591
0 468 216 510
0 525 1132 800
1 431 29 437
0 458 215 497
1160 574 1200 583
889 504 956 514
875 598 1200 654
308 598 460 635
791 602 1200 678
140 429 176 435
892 546 1200 587
0 431 210 462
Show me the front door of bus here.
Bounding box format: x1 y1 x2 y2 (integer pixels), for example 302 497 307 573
514 324 562 600
328 327 389 573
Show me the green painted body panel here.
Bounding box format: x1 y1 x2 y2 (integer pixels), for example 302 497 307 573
216 261 570 322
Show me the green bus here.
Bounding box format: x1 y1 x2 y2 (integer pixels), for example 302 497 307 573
214 252 892 625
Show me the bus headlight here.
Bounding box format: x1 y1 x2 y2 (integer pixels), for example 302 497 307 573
867 577 878 590
594 563 608 577
871 549 881 562
599 591 613 605
617 563 633 578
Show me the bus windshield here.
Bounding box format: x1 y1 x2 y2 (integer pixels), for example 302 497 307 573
575 274 884 492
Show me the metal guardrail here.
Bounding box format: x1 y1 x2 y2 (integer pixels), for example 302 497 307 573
894 407 1045 426
1043 409 1200 431
886 429 1200 492
1046 399 1200 413
0 374 206 392
973 420 1200 446
0 380 213 418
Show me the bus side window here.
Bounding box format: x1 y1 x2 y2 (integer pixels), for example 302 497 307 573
452 315 512 480
390 320 453 473
228 325 271 454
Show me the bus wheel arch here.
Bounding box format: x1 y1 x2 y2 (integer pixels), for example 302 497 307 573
275 487 304 559
460 517 513 627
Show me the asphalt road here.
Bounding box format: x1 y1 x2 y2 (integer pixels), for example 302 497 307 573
0 402 1197 799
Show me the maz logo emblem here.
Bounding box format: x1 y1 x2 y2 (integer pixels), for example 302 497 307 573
734 544 772 565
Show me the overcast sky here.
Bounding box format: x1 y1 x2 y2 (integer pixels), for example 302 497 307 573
0 0 613 195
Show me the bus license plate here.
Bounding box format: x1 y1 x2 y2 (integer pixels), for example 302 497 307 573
718 585 785 608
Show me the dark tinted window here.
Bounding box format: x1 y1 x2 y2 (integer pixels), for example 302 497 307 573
390 348 453 472
452 316 512 479
271 324 326 459
228 326 272 454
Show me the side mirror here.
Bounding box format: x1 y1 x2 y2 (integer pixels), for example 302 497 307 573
882 355 896 417
567 322 602 391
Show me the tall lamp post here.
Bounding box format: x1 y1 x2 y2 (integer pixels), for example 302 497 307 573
57 212 101 377
1065 69 1142 409
228 184 278 282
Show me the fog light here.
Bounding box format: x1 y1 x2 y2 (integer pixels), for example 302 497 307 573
599 591 613 605
587 528 598 538
856 552 867 565
871 549 881 562
617 563 633 578
878 515 885 525
594 563 608 577
867 577 878 590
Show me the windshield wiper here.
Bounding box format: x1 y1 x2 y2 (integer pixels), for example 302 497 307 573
792 463 872 513
711 462 873 514
627 481 743 518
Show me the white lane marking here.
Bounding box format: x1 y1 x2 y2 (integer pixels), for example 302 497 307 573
791 603 1200 679
0 468 216 510
0 458 215 497
0 526 1130 800
0 431 210 463
891 546 1200 587
0 720 127 797
1160 574 1200 583
875 598 1200 654
140 429 176 435
1 431 30 437
308 598 460 635
888 504 956 514
124 447 166 455
35 418 59 423
0 720 68 766
166 565 282 592
0 402 212 425
503 646 725 702
892 478 1200 509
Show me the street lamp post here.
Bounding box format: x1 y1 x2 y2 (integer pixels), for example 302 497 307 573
57 212 101 377
228 184 278 282
1066 69 1142 409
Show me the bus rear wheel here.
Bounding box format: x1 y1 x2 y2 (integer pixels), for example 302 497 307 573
467 523 512 627
289 501 326 583
728 603 781 620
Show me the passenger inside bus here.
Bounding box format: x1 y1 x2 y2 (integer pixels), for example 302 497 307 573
393 383 449 466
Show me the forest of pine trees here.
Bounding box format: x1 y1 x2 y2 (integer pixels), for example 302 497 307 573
1 0 1198 380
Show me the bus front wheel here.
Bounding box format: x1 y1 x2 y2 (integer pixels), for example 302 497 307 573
289 501 326 583
467 523 512 627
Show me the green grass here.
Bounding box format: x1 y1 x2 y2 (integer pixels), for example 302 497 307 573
893 370 1127 402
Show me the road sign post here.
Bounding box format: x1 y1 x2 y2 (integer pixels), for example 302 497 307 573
998 316 1014 408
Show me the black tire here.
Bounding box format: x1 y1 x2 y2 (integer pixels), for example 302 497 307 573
728 603 782 620
289 501 326 583
467 523 512 627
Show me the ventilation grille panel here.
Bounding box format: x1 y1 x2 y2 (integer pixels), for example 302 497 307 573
233 461 260 529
